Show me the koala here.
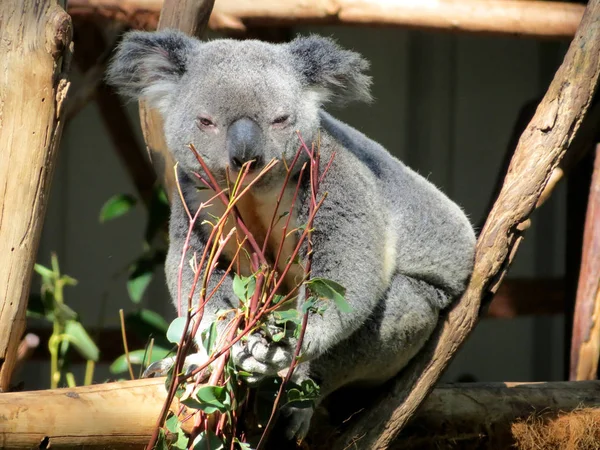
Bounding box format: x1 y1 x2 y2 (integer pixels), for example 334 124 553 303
107 30 476 443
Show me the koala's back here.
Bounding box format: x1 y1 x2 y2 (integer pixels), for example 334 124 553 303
318 111 476 303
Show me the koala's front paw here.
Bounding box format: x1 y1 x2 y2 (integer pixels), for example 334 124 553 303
282 404 314 442
142 352 210 379
231 333 294 384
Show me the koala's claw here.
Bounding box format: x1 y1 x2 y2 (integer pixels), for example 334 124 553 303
282 405 314 442
142 353 210 379
231 333 294 383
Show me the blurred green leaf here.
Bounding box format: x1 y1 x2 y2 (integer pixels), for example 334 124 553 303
99 194 137 222
145 187 170 243
109 346 170 374
26 293 46 319
64 321 99 362
125 308 169 344
34 263 54 281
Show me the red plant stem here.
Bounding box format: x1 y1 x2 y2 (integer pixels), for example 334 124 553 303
150 136 331 450
146 313 194 450
256 143 322 450
176 205 203 317
261 146 304 255
189 144 272 267
175 187 227 316
272 163 307 273
248 271 264 324
258 195 327 316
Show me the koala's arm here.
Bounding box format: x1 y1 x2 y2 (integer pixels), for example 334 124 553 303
295 158 390 361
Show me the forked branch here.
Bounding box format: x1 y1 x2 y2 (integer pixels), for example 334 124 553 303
333 1 600 449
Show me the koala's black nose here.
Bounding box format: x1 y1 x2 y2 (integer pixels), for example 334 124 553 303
226 117 264 171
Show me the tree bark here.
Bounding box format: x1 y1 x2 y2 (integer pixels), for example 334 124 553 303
333 0 600 448
67 0 584 39
0 379 598 449
0 0 72 392
570 144 600 381
396 381 600 449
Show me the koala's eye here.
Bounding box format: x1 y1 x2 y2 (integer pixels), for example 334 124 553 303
197 116 215 128
272 115 290 126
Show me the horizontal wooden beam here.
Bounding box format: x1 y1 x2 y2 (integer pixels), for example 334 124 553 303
1 379 598 448
67 0 584 39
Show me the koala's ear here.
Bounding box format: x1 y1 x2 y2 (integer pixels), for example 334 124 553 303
288 35 372 105
106 29 196 113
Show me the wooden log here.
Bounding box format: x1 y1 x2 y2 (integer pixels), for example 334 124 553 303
0 379 598 449
397 381 600 449
0 0 72 392
0 378 167 449
570 145 600 381
66 0 584 39
332 0 600 448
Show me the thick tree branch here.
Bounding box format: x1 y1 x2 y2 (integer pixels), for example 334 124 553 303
0 379 598 448
570 144 600 380
333 1 600 448
0 0 72 392
67 0 584 39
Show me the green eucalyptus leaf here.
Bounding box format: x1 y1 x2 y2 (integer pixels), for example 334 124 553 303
306 278 352 313
99 194 137 222
201 321 218 354
191 431 224 450
273 309 300 325
172 430 189 450
64 321 99 362
234 439 254 450
183 385 230 414
272 331 285 342
165 413 180 434
166 317 188 344
156 428 169 450
232 274 256 305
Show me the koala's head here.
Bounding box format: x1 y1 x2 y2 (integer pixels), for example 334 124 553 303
107 30 371 187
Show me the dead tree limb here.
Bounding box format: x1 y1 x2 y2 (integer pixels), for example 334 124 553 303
0 379 598 449
137 0 215 199
570 144 600 381
333 1 600 448
66 0 584 39
397 381 600 449
0 0 72 392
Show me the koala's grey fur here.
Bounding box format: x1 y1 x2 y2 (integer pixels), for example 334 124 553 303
107 30 476 442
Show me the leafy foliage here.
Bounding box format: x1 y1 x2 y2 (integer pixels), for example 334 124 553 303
30 253 98 388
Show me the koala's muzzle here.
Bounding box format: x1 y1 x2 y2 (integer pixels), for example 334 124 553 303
226 117 264 171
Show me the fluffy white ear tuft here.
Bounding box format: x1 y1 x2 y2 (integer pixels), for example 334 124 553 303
106 29 196 113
